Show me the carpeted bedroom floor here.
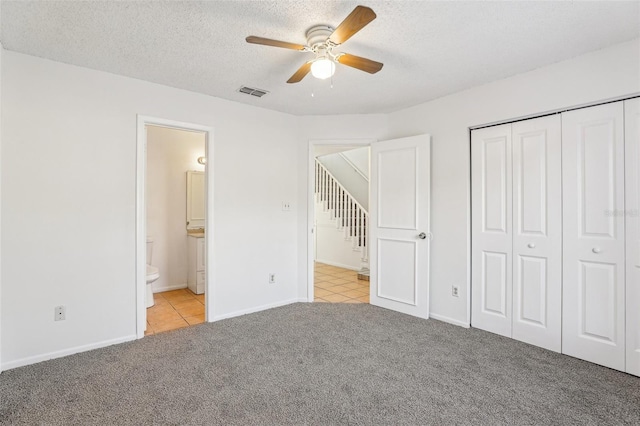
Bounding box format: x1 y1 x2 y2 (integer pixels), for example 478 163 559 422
1 303 639 425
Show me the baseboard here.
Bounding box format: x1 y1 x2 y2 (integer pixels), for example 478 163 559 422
211 298 301 322
314 259 360 271
429 313 470 328
153 283 187 293
1 334 138 371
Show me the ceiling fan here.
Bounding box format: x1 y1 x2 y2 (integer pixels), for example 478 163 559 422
246 5 383 84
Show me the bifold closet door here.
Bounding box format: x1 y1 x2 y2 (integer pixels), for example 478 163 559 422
472 117 562 349
626 98 640 377
562 102 626 371
511 115 562 352
472 124 513 337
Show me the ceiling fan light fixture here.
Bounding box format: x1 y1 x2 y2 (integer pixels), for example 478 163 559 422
246 6 381 84
311 57 336 80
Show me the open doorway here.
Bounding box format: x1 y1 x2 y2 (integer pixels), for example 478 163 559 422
144 125 206 335
309 142 372 304
308 135 431 318
136 116 213 339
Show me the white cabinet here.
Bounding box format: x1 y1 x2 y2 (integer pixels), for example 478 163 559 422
562 102 626 371
188 235 205 294
625 98 640 376
187 171 205 230
471 115 562 352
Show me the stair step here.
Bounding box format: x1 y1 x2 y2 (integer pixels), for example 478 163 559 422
357 271 370 281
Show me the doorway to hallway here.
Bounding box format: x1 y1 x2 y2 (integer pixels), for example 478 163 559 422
313 262 370 304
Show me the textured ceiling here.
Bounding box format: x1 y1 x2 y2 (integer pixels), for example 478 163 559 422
2 1 639 115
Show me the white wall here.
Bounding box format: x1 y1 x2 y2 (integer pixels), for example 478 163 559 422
341 147 369 180
314 200 364 271
388 38 640 326
1 51 299 369
316 151 369 208
146 125 205 292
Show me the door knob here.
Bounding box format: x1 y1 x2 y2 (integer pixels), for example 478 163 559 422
592 247 602 254
418 232 427 240
527 243 536 249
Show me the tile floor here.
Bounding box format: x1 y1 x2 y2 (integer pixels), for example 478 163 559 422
314 262 370 303
145 288 205 335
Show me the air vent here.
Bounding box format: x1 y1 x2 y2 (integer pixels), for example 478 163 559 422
237 86 269 98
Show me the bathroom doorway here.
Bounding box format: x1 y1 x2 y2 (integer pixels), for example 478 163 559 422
136 116 213 338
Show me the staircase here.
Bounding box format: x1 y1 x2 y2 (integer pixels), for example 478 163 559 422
315 159 369 268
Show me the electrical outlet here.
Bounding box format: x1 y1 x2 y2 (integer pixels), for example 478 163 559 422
54 306 66 321
282 201 291 211
269 273 276 284
452 286 459 297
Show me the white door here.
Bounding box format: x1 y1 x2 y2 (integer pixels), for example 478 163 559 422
511 115 562 352
562 102 626 371
625 98 640 377
369 135 431 319
471 124 513 337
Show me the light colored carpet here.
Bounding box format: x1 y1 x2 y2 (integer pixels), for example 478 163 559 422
1 303 639 425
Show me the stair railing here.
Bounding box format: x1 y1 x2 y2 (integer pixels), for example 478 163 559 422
315 159 368 262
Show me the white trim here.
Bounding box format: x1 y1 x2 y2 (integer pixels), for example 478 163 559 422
152 283 188 293
337 152 369 182
307 139 375 303
429 313 471 329
469 93 640 130
1 335 137 371
136 115 214 337
212 298 302 321
314 259 360 271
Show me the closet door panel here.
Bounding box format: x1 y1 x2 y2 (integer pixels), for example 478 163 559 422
512 115 562 352
625 98 640 377
562 102 625 371
472 124 513 337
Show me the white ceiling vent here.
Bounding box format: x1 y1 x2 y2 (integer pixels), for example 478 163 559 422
238 86 269 98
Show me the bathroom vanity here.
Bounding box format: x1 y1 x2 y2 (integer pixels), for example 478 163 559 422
187 233 205 294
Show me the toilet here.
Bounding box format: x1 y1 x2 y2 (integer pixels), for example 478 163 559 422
146 237 160 308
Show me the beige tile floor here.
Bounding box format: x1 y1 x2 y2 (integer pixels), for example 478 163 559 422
314 262 370 303
145 289 205 335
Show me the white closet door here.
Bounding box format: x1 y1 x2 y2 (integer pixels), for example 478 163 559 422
562 102 626 371
472 124 513 337
511 115 562 352
625 98 640 377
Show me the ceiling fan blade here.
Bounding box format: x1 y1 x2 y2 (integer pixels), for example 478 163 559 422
337 53 383 74
246 36 306 51
328 6 376 45
287 62 312 83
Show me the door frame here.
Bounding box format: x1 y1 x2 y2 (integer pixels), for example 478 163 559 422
136 115 214 338
306 139 375 302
